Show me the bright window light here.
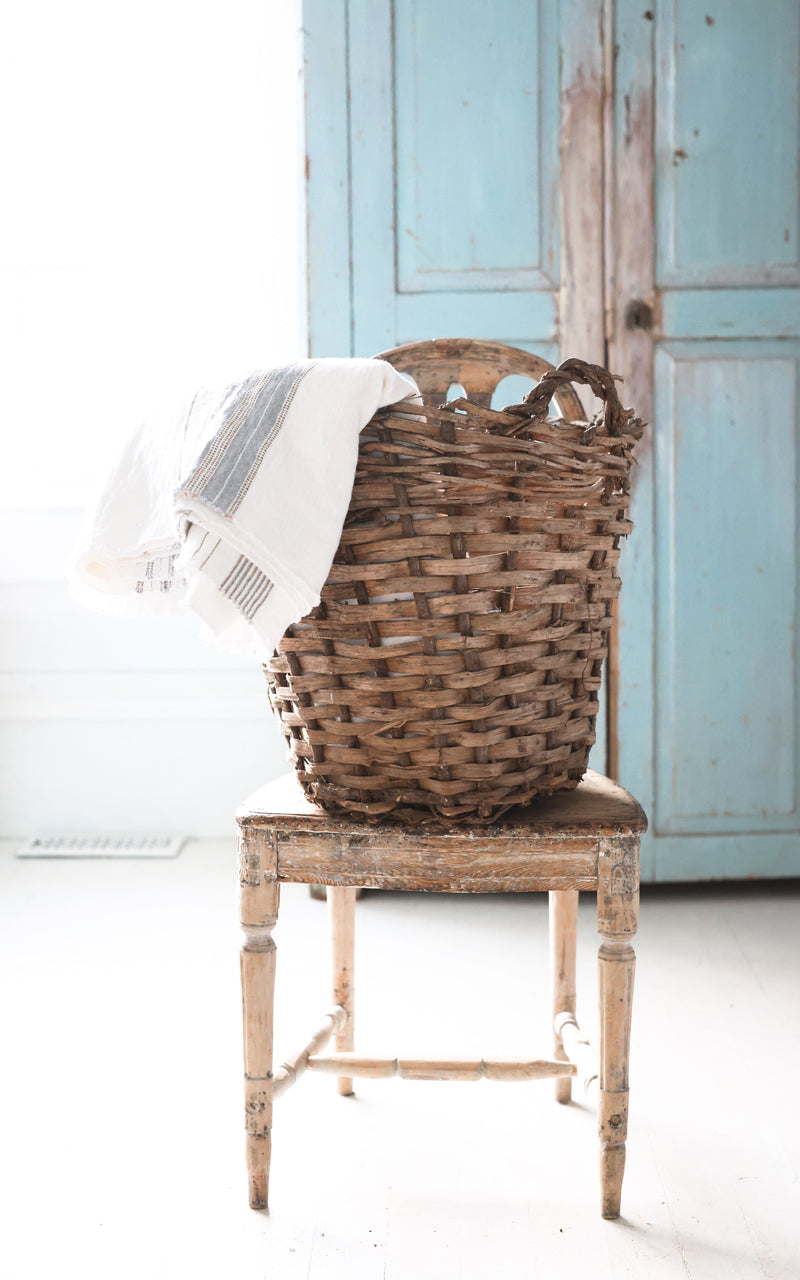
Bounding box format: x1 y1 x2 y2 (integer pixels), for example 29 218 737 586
0 1 302 509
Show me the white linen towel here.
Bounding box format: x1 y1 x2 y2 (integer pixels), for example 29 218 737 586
67 358 417 660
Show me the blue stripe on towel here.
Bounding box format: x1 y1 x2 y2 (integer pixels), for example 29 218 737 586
219 555 274 621
186 363 312 516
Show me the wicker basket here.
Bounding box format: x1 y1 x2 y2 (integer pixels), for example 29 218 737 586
265 357 644 824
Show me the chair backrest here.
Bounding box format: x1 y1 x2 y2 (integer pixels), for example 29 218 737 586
375 337 585 419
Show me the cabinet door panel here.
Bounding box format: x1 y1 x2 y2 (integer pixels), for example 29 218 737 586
394 0 558 292
616 0 800 879
654 343 799 835
304 0 582 360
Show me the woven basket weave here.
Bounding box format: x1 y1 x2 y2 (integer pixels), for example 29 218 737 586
265 357 644 824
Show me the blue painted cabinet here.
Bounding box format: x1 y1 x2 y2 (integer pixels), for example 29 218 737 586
302 0 600 365
301 0 800 880
614 0 800 879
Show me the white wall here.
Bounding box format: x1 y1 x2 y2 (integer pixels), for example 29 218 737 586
0 510 289 837
0 3 303 836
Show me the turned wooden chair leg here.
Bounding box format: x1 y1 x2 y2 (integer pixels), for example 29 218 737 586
597 838 639 1219
239 838 279 1210
549 888 579 1104
328 885 356 1096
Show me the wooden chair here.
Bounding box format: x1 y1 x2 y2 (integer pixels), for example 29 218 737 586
236 340 647 1220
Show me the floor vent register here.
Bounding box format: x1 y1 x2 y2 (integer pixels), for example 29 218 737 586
16 835 186 859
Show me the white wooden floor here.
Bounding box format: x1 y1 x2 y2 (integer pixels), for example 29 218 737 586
1 839 798 1280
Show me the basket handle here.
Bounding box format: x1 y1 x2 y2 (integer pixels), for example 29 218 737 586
517 357 627 436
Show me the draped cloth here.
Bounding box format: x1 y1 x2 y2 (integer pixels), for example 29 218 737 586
67 358 416 660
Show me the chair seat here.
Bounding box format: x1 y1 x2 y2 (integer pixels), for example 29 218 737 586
237 769 647 893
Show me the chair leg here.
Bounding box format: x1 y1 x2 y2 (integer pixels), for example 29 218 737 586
597 838 639 1219
240 875 279 1210
549 889 579 1103
328 885 357 1096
